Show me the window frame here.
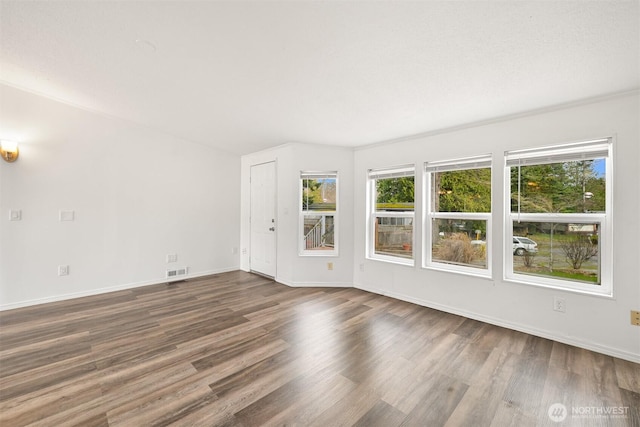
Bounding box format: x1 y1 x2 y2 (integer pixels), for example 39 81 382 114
423 155 493 278
503 138 613 296
299 171 338 257
367 165 416 266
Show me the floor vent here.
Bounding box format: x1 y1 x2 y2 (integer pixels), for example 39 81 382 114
166 267 188 278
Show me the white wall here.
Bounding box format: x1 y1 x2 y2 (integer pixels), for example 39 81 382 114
353 91 640 362
4 82 637 363
240 143 354 287
0 84 241 309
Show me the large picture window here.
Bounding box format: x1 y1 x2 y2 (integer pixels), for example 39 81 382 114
505 138 612 295
367 165 415 265
424 155 492 277
300 172 338 256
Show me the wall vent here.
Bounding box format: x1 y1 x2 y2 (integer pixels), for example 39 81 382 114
166 267 188 279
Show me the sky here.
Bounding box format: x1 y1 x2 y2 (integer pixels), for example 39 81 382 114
593 159 606 178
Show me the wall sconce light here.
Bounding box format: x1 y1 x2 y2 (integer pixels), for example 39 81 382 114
0 140 19 163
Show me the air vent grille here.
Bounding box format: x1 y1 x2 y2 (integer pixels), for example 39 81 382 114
166 267 188 279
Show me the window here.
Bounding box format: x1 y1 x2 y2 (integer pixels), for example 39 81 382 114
505 138 612 295
300 172 338 256
367 165 415 265
424 155 492 276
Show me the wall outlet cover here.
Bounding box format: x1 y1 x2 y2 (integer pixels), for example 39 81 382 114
59 210 75 221
631 310 640 326
553 297 566 313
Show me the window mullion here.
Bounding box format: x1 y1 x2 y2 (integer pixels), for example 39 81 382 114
509 213 605 222
431 212 491 220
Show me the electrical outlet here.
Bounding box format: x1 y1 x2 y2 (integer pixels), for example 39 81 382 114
631 310 640 326
58 265 69 276
9 210 21 221
242 248 247 255
166 254 177 263
359 263 365 272
553 297 566 313
327 262 333 271
59 210 75 221
232 247 238 255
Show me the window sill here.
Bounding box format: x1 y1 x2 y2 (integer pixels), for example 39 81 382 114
504 275 613 298
424 263 492 280
367 254 414 267
299 250 339 257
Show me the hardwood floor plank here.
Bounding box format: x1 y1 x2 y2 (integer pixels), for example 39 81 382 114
453 317 487 340
444 348 518 426
489 399 538 427
0 291 136 327
309 383 382 426
440 341 493 384
0 358 97 402
502 354 550 418
235 369 355 426
0 271 637 426
0 337 92 377
619 388 640 427
353 399 407 427
257 371 356 427
400 373 469 426
208 347 298 398
614 358 640 394
0 371 106 426
107 381 214 426
521 334 554 361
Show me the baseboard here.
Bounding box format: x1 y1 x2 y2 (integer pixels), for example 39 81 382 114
354 282 640 364
0 266 239 311
276 278 352 288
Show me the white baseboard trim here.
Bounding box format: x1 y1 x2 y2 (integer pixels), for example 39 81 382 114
0 266 239 311
276 278 352 288
354 282 640 364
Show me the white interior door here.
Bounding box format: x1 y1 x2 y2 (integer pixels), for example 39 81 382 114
250 162 276 277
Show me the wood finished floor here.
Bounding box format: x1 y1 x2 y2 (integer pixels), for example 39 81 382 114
1 271 638 427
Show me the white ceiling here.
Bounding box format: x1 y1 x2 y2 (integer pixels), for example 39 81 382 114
1 1 638 155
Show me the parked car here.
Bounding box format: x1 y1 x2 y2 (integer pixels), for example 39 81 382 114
513 236 538 255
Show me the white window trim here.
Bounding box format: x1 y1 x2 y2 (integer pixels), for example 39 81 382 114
423 155 492 278
299 171 338 257
366 165 415 266
503 138 613 296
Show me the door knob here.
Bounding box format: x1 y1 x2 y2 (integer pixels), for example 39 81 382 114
269 227 275 231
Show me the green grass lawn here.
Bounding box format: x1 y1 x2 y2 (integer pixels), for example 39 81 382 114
536 269 598 283
514 232 599 284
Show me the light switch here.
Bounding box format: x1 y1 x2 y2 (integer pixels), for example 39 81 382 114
59 210 75 221
9 210 21 221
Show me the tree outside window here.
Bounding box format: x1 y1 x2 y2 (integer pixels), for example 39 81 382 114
425 156 492 276
368 166 415 264
505 139 612 295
